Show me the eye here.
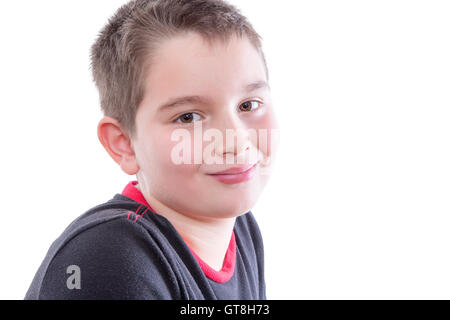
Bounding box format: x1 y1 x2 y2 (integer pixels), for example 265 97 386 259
174 112 202 124
239 100 262 112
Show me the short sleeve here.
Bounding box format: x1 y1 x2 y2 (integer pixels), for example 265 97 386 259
37 218 180 300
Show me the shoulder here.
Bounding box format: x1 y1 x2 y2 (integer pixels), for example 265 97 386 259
36 216 180 299
236 211 264 248
236 211 266 299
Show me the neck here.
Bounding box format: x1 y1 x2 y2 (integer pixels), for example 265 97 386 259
136 182 235 271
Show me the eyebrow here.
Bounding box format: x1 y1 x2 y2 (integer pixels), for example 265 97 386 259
157 80 270 112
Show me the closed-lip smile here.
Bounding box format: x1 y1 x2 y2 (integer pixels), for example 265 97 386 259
207 162 259 184
208 163 257 175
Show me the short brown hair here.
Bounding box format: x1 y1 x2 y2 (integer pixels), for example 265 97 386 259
90 0 269 139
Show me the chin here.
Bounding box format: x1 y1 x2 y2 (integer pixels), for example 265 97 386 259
207 196 258 219
208 209 251 220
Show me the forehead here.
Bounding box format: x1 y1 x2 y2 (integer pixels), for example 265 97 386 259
140 32 267 111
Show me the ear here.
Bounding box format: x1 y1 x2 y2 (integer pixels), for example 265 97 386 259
97 116 140 175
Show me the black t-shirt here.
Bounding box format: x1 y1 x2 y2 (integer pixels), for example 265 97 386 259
24 181 266 300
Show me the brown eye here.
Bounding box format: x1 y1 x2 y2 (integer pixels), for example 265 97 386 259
175 112 201 124
239 100 261 112
180 113 193 123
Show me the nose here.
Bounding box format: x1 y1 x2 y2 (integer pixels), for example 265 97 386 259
213 112 252 161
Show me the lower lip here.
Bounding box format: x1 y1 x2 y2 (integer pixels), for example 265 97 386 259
208 163 259 185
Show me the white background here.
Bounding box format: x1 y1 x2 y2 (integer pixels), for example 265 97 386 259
0 0 449 299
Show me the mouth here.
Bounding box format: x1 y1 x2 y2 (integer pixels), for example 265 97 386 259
206 161 259 185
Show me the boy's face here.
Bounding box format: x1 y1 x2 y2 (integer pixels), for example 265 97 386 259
132 31 279 218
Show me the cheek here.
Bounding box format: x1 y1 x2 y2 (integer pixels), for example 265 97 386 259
136 128 175 176
251 108 280 159
153 128 199 175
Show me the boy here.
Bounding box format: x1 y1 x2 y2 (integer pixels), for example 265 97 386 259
25 0 279 300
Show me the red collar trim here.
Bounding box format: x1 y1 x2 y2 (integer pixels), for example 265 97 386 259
121 180 155 212
121 180 236 283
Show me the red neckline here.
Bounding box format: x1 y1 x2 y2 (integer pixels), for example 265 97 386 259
121 180 236 283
